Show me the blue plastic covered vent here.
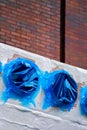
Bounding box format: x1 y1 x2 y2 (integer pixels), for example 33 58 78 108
43 70 78 111
80 86 87 115
2 57 40 106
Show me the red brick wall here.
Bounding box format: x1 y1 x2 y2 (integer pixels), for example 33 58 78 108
0 0 60 61
65 0 87 69
0 0 87 69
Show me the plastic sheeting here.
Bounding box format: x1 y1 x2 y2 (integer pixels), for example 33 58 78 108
1 58 78 111
42 70 78 111
1 58 41 107
80 86 87 115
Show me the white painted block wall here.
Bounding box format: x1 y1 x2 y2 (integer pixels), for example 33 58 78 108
0 43 87 130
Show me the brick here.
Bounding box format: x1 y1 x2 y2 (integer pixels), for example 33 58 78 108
0 31 5 35
0 0 61 66
21 35 29 39
7 19 16 25
1 29 10 34
11 38 20 44
21 42 30 47
11 32 20 37
6 40 16 46
65 0 87 68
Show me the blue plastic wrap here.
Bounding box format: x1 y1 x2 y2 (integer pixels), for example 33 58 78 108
42 70 78 111
80 86 87 115
2 57 41 106
1 57 78 110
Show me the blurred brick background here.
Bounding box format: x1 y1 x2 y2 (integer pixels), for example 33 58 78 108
65 0 87 69
0 0 87 69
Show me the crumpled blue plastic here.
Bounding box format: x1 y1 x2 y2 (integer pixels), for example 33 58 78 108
2 57 41 107
42 70 78 111
80 86 87 115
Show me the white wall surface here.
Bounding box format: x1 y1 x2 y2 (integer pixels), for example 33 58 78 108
0 43 87 130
